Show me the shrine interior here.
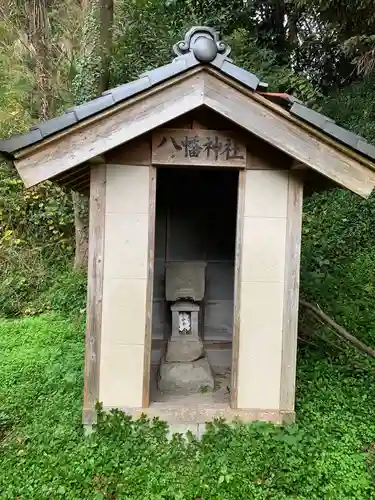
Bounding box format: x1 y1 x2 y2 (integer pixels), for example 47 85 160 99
150 166 238 404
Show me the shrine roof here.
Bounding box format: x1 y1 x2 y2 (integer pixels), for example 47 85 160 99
1 25 375 163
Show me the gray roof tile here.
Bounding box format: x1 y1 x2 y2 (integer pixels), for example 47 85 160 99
290 102 334 129
107 76 151 103
209 52 228 69
33 111 78 138
0 128 43 153
219 60 260 90
140 57 195 85
258 81 268 91
70 93 115 120
174 52 201 68
323 122 361 149
287 95 303 105
356 140 375 160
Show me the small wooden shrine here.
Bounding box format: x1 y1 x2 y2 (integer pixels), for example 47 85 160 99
1 26 375 434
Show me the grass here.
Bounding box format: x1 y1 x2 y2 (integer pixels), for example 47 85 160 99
0 313 374 499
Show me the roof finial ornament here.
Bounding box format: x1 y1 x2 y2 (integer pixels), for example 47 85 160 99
173 26 231 63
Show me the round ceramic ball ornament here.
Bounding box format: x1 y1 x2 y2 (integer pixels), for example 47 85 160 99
192 36 218 62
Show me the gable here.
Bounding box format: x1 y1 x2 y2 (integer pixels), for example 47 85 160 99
50 109 349 197
202 71 375 197
8 67 375 198
14 69 204 188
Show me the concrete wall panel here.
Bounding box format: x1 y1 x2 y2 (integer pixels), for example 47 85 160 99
99 164 150 408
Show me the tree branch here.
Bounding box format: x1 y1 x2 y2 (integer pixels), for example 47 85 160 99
300 299 375 359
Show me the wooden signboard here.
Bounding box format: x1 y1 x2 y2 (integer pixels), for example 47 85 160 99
152 129 247 167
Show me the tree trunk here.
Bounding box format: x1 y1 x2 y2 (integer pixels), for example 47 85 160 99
72 191 89 269
72 0 114 269
26 0 52 120
98 0 114 94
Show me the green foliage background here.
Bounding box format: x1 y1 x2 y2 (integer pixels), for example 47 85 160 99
1 0 375 497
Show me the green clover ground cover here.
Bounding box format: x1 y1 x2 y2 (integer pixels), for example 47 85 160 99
0 313 374 499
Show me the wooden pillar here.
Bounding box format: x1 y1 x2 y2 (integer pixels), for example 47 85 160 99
230 169 246 408
235 167 302 421
142 166 157 407
83 163 106 426
280 172 303 414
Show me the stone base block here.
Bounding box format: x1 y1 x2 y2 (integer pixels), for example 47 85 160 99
165 337 204 363
158 356 214 395
89 406 296 429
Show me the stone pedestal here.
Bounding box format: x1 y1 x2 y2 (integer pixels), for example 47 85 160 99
166 336 204 363
165 262 206 302
158 300 214 395
159 357 214 395
166 301 203 362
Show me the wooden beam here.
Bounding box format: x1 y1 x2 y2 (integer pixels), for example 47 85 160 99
69 179 91 194
291 160 308 170
279 171 303 413
83 163 106 427
203 73 375 198
53 164 90 193
142 166 157 407
61 169 90 190
52 164 89 183
87 155 106 165
231 168 246 409
191 107 234 130
246 149 291 170
14 72 205 188
105 135 151 165
303 169 336 198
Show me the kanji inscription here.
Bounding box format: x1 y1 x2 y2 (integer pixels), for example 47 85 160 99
152 129 247 167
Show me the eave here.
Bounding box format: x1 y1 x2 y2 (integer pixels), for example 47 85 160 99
3 66 374 198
